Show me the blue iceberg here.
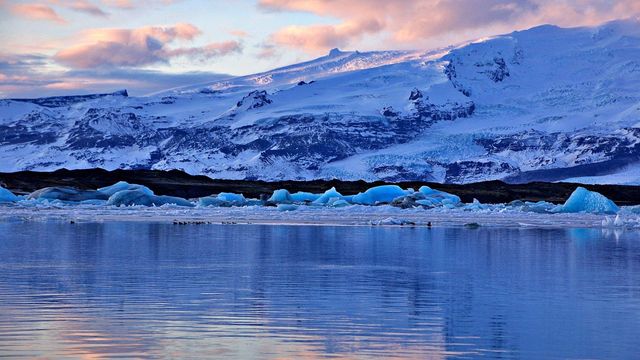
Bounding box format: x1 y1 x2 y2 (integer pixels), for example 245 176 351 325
352 185 408 205
0 186 19 203
107 189 193 207
199 192 246 207
557 187 619 214
312 187 344 205
98 181 154 196
28 187 109 202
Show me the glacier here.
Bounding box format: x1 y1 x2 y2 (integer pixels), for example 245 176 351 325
2 20 640 184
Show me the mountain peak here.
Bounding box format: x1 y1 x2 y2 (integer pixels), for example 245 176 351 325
328 48 343 56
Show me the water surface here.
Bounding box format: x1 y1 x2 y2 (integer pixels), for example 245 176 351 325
0 223 639 359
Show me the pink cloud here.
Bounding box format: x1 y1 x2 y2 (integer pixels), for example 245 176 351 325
54 23 240 68
10 3 66 24
271 19 383 53
259 0 640 52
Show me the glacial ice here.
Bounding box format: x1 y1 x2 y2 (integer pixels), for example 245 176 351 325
28 187 109 202
268 189 294 204
107 189 193 207
556 187 619 214
290 191 321 203
199 192 247 207
0 186 19 203
312 187 344 205
277 204 298 211
98 181 154 196
418 186 461 206
351 185 408 205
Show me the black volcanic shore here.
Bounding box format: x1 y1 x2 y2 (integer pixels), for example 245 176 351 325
0 168 639 205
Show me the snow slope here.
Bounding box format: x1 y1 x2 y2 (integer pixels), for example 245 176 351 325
2 19 640 184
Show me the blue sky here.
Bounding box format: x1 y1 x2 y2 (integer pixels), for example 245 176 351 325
1 0 639 97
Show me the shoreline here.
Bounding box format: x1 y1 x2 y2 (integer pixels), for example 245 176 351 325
1 204 635 230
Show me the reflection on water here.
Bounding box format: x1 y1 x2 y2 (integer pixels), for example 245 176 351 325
0 223 639 359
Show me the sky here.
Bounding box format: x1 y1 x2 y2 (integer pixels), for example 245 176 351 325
1 0 640 98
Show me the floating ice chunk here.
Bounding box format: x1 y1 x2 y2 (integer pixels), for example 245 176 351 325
522 201 555 214
464 198 489 211
327 198 351 207
290 191 321 203
602 215 625 227
352 185 408 205
199 192 246 207
557 187 619 214
370 217 416 226
268 189 294 204
312 187 344 205
217 192 246 204
277 204 298 211
107 190 193 207
97 181 154 196
0 186 19 203
418 186 461 206
28 187 109 202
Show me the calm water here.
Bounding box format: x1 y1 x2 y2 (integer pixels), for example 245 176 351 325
0 223 639 359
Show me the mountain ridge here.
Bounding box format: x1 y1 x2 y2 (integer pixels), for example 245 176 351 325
2 19 640 184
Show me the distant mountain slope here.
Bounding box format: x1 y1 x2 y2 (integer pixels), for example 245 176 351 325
2 19 640 184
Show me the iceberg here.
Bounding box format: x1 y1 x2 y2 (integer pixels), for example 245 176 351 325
98 181 154 196
268 189 294 204
0 186 19 203
107 189 193 207
199 192 246 207
557 187 619 214
352 185 408 205
28 187 109 202
216 192 246 204
418 186 461 206
312 187 344 205
290 191 321 203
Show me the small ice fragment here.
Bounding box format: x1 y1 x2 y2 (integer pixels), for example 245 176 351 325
277 204 298 211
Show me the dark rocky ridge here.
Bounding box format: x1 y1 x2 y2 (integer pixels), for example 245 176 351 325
1 168 639 205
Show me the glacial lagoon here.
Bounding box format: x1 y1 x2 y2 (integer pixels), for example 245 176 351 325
0 222 639 359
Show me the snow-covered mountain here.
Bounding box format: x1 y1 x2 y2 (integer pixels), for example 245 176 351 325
3 19 640 184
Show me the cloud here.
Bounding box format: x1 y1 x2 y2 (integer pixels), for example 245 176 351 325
64 0 109 17
10 3 66 23
0 53 230 97
270 19 383 53
54 23 241 69
259 0 640 52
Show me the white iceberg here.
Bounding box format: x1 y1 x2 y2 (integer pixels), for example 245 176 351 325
352 185 408 205
0 186 19 203
557 187 619 214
